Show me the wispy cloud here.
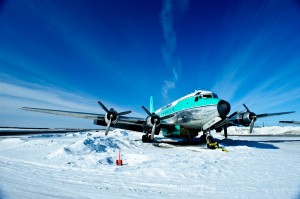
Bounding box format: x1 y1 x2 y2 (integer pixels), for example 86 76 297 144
160 0 189 99
0 74 144 127
162 80 176 99
232 75 300 113
210 24 300 123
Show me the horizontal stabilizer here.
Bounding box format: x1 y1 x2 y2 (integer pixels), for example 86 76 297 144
279 121 300 125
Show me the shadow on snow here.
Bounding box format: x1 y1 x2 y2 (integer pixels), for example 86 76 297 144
219 138 300 149
219 139 279 149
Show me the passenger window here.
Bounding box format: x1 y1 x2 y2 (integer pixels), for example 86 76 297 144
202 94 212 98
195 96 199 102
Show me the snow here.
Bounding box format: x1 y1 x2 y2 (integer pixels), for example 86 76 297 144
226 126 300 136
0 127 300 199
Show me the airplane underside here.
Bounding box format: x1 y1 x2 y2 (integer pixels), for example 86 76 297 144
162 105 221 134
142 105 223 147
162 105 219 128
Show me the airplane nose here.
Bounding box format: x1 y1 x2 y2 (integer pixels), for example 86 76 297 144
217 100 231 118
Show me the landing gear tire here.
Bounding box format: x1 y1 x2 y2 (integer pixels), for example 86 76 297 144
142 134 153 143
142 135 147 143
199 135 206 143
206 135 214 143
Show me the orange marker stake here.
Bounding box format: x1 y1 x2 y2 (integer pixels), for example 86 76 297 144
116 150 123 166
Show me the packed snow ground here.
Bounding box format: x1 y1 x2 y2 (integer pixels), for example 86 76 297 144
0 127 300 199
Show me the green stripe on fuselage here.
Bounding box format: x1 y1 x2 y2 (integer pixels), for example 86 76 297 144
157 97 220 117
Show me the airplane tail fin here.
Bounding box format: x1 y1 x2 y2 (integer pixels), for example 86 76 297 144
150 96 155 113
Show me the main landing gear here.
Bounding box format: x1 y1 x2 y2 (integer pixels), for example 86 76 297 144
200 131 219 149
142 134 153 143
142 126 154 143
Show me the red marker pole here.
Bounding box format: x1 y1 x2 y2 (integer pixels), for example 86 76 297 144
116 150 123 166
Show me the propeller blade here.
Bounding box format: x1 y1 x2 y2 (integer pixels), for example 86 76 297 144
228 111 238 119
243 103 250 112
150 121 157 140
256 111 295 118
117 110 131 116
98 101 109 113
249 116 256 133
141 106 152 116
105 118 112 136
224 126 228 139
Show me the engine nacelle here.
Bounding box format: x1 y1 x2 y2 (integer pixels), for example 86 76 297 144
143 114 161 135
235 112 256 126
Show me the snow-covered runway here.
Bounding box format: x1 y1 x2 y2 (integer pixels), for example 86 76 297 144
0 127 300 199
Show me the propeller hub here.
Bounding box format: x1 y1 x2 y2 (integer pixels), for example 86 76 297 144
249 112 257 121
106 109 118 121
151 115 160 126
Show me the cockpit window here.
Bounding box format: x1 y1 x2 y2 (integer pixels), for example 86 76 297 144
212 93 218 98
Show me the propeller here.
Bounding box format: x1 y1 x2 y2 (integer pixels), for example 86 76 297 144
242 104 295 133
224 103 294 135
141 106 160 141
98 101 131 136
249 115 256 133
228 111 238 119
230 104 294 134
243 103 250 112
242 104 257 133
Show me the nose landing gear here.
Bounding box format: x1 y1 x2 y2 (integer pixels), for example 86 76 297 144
200 130 220 150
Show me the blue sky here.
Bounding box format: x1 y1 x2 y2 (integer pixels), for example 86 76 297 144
0 0 300 128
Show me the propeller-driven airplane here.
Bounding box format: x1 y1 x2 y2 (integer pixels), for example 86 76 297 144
279 121 300 125
21 90 295 148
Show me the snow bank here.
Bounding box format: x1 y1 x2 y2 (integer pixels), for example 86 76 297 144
226 126 300 136
48 129 138 167
64 136 127 155
0 138 24 150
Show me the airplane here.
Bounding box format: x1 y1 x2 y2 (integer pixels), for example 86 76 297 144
279 121 300 125
21 90 295 149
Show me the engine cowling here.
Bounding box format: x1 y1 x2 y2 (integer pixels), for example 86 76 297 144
235 112 256 126
146 114 161 127
145 114 161 135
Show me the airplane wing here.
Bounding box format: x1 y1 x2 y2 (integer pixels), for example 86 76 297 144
21 107 172 133
21 107 101 120
21 107 146 132
228 111 295 126
256 111 295 118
